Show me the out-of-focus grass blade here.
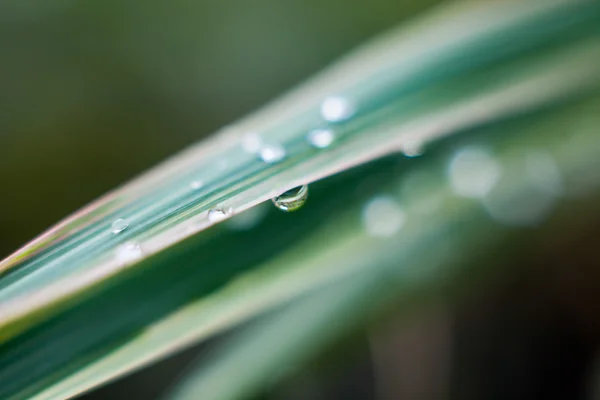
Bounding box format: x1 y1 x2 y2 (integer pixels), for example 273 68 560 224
1 0 600 399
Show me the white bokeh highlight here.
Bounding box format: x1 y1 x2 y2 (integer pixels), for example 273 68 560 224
362 196 406 237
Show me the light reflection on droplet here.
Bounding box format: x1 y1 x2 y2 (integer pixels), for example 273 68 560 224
448 146 502 199
208 208 231 223
189 180 204 190
111 218 129 234
259 144 286 164
227 204 268 231
242 132 263 154
320 96 355 123
272 185 309 212
115 241 143 263
362 196 406 237
307 129 335 149
401 138 425 157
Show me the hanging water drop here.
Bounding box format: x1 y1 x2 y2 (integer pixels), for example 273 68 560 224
111 218 129 234
272 185 309 212
259 144 286 164
307 129 335 149
320 96 355 123
208 208 231 223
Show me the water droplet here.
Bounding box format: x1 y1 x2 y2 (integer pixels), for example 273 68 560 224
272 185 309 212
401 139 425 157
242 132 263 154
307 129 335 149
320 96 355 123
259 144 286 164
208 208 231 223
189 180 204 190
448 146 501 199
115 241 142 263
362 196 405 237
111 218 129 234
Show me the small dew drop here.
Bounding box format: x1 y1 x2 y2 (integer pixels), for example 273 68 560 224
208 208 231 223
116 241 142 263
448 146 501 199
242 132 263 154
362 196 405 237
401 139 425 157
111 218 129 234
272 185 309 212
307 129 335 149
189 180 204 190
259 144 286 164
320 96 355 123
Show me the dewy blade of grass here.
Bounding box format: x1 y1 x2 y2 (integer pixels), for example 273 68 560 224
1 0 598 279
0 0 600 399
2 15 600 345
19 92 600 400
